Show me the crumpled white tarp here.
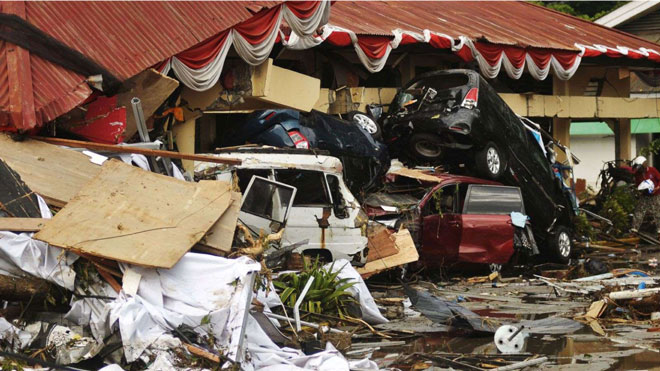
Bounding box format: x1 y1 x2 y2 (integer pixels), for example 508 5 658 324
0 317 34 351
102 254 261 362
245 314 378 371
325 259 388 325
0 195 77 290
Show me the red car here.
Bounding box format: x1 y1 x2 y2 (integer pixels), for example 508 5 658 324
366 170 530 266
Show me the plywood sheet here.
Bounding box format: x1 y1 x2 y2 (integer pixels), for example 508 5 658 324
0 134 100 207
0 218 48 232
35 160 231 268
357 228 419 279
390 167 443 183
366 225 398 263
198 191 241 254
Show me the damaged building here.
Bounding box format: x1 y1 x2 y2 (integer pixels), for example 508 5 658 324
2 1 660 370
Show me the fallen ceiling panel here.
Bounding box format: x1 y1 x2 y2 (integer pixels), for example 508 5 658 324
35 160 232 268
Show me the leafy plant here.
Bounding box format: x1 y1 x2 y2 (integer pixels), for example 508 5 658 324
599 185 638 237
273 258 357 318
573 212 595 240
640 138 660 158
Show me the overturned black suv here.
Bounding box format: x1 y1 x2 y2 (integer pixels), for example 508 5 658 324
357 69 579 262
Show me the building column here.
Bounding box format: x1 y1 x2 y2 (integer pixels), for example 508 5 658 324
553 117 571 163
614 118 631 161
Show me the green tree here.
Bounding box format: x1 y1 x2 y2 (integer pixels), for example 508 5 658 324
531 1 626 21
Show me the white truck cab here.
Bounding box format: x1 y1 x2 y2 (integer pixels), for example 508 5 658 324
195 150 368 266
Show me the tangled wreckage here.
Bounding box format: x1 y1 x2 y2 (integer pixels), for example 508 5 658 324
1 61 659 371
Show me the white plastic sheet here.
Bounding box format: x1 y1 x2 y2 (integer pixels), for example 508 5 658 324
104 254 260 362
0 195 77 290
245 314 378 371
325 259 388 325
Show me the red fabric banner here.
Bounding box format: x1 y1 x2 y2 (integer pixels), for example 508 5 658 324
175 31 231 69
474 42 503 66
234 6 282 45
285 1 321 18
356 36 392 59
428 34 452 49
503 46 526 68
326 31 353 47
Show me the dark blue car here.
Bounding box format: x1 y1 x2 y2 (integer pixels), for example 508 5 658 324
219 109 390 197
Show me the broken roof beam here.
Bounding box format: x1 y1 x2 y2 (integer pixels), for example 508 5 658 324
34 136 242 165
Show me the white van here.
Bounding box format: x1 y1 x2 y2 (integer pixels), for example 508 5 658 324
195 149 368 266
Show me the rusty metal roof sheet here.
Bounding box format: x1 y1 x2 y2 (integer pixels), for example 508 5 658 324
329 1 660 52
1 1 280 129
25 1 281 80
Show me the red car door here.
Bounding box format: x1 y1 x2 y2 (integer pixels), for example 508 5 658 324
458 185 521 264
421 184 462 265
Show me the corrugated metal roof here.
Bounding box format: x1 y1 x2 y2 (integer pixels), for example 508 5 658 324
0 41 8 111
25 1 280 80
1 1 281 129
329 1 660 52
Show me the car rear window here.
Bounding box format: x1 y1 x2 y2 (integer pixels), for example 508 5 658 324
463 185 524 215
409 74 469 91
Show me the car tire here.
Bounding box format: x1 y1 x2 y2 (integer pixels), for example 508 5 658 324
548 226 572 264
346 111 382 139
408 132 444 164
475 141 507 180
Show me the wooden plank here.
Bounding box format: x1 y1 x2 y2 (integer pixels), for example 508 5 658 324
34 136 242 165
357 229 419 278
366 225 399 263
390 167 443 183
0 134 101 207
198 191 241 254
0 218 48 232
34 160 232 268
0 158 41 217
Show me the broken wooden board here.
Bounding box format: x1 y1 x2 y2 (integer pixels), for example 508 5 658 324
0 134 100 208
0 158 41 217
358 228 419 278
366 225 399 263
116 68 180 139
198 191 241 254
34 160 231 268
0 218 48 232
390 167 443 183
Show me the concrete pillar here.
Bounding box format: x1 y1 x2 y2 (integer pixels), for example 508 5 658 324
614 118 631 161
552 117 571 163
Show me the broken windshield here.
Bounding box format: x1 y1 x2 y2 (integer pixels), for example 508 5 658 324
392 73 470 113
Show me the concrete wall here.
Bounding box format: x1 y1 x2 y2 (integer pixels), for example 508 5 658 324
570 135 639 189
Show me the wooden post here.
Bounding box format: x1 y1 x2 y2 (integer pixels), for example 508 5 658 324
614 118 632 161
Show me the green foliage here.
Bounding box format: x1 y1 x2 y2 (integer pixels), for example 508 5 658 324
640 138 660 158
600 185 638 237
273 258 357 318
573 212 595 240
431 188 444 216
531 1 625 21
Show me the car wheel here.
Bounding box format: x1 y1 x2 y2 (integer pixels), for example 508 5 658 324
347 111 382 139
408 133 444 163
548 226 572 264
475 142 507 180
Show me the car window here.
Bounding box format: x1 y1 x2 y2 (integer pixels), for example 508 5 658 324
427 184 458 215
241 176 295 224
463 185 524 215
235 169 272 192
275 169 331 206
